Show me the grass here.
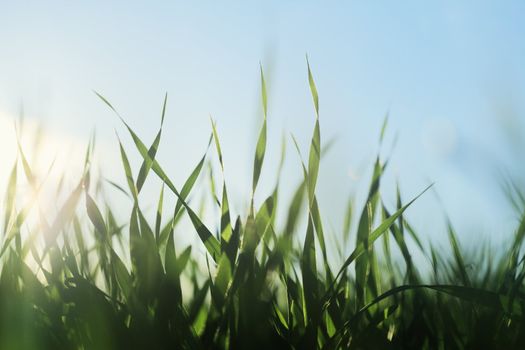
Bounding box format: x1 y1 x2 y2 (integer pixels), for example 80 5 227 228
1 62 525 349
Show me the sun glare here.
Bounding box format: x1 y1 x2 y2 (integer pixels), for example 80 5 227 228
0 111 88 214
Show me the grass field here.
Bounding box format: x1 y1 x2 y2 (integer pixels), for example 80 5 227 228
1 63 525 349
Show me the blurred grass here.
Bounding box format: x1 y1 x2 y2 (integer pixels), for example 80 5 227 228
1 62 525 349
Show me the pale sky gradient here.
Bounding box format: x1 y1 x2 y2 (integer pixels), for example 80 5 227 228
1 1 525 253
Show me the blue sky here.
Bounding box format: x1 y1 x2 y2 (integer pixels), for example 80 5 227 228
1 1 524 253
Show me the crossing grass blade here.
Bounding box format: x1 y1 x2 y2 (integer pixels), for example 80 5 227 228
324 184 433 309
96 93 221 261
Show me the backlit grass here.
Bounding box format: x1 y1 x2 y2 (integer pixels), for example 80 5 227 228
1 63 525 349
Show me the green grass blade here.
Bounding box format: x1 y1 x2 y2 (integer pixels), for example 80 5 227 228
155 184 164 242
97 93 220 261
306 55 319 118
252 66 268 195
85 193 108 241
323 184 433 308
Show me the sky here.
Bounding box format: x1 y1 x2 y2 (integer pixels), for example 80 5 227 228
0 1 524 255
